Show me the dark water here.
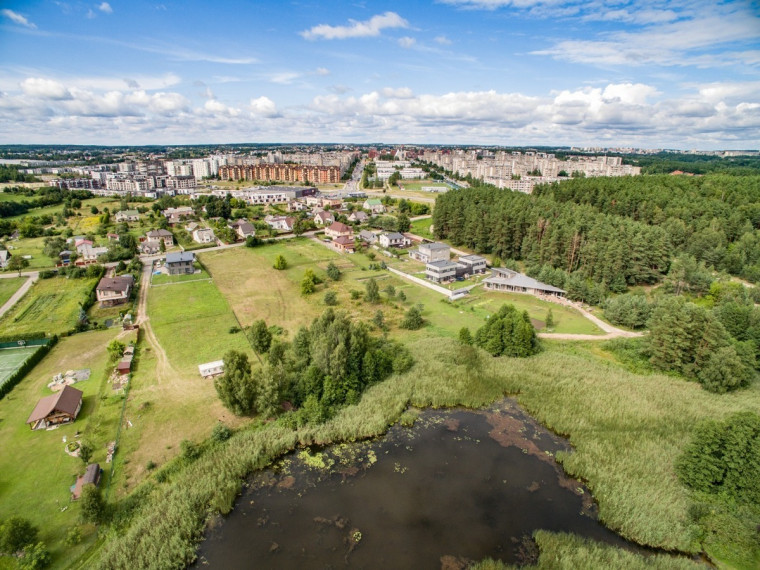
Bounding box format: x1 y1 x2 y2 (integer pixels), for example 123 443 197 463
195 400 638 569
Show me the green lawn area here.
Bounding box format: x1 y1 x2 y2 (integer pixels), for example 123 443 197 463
200 238 602 338
2 236 57 270
0 345 39 386
0 328 131 568
409 217 434 239
400 180 449 192
0 276 26 306
0 276 97 336
151 264 210 285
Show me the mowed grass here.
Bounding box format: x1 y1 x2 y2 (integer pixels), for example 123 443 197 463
0 346 39 386
0 276 26 306
0 276 97 336
0 328 127 568
3 236 57 270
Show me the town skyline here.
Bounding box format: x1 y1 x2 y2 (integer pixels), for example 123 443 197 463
0 0 758 149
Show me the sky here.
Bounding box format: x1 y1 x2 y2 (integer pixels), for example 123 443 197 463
0 0 758 149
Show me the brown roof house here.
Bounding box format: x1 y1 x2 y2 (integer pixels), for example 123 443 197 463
96 275 134 307
324 221 353 239
71 463 101 500
26 385 83 430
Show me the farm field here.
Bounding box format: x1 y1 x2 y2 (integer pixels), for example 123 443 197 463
0 328 128 568
0 345 39 386
200 239 602 338
0 276 97 336
0 276 26 306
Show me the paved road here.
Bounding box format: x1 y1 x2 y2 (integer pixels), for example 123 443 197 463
0 272 39 318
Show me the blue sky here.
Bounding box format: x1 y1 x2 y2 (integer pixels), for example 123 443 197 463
0 0 758 148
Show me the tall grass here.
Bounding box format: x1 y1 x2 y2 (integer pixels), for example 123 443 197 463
94 337 760 568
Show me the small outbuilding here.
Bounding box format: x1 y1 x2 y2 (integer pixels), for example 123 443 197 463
71 463 101 500
26 385 83 430
198 360 224 379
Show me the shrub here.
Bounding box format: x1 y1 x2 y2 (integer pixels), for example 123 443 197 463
400 307 424 330
365 278 379 303
65 526 82 546
474 304 540 357
211 423 232 443
324 291 338 306
350 290 361 300
273 255 287 270
79 485 105 525
0 517 38 554
326 262 341 281
18 542 50 570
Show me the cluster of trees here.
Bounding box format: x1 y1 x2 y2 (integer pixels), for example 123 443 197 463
472 304 540 357
676 411 760 504
0 166 39 183
647 296 756 393
0 187 92 222
433 175 760 290
215 309 414 424
0 517 50 569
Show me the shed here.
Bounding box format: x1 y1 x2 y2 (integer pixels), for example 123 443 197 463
199 360 224 379
71 463 101 500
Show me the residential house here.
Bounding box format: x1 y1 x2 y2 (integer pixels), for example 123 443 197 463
426 260 459 283
72 463 101 500
313 210 335 226
96 274 134 307
192 227 216 244
363 198 385 214
228 219 255 240
106 233 120 242
185 222 199 233
287 200 308 212
358 230 378 244
378 232 409 249
165 251 195 275
74 238 93 249
333 235 355 253
141 229 174 254
0 250 10 269
26 385 83 430
409 242 450 263
264 215 295 231
321 197 342 209
348 211 369 223
58 250 73 266
162 206 194 224
457 254 488 275
198 360 224 379
115 209 140 222
324 222 353 239
76 243 109 265
483 268 566 297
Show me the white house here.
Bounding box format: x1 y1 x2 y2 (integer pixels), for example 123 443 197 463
198 360 224 379
192 227 216 244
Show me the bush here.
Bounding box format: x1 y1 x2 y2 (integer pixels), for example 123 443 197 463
211 423 232 443
324 291 338 306
604 294 652 329
273 255 287 270
65 526 83 546
365 278 379 303
180 440 201 462
326 262 341 281
474 304 540 357
350 290 361 300
79 484 105 525
400 306 424 330
18 542 50 570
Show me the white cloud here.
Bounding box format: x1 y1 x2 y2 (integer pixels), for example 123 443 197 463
201 99 240 117
2 8 37 28
20 78 71 100
315 67 330 76
301 12 408 40
398 36 416 48
98 2 113 14
249 96 279 118
380 87 415 99
86 9 96 19
434 35 452 45
268 72 301 85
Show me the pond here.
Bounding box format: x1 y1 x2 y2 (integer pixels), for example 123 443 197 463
195 399 639 568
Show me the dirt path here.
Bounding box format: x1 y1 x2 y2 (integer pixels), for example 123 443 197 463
0 272 38 319
135 262 177 384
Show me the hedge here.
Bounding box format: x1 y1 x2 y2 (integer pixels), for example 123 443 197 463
0 336 58 400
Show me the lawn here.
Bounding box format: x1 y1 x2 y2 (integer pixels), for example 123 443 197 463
0 328 130 568
151 264 210 285
0 276 26 306
0 276 97 336
409 217 434 239
399 180 450 192
0 345 39 386
2 236 57 270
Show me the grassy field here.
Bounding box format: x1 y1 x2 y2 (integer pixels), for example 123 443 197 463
2 236 57 270
0 328 131 568
399 180 450 192
0 276 26 306
201 239 602 339
409 217 434 239
0 276 97 336
0 345 39 386
108 277 258 494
